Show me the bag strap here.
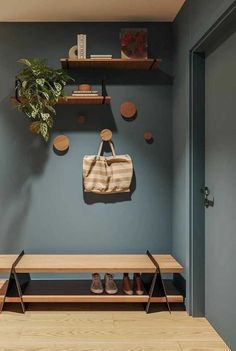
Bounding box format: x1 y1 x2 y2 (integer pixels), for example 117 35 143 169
97 141 116 157
109 141 116 156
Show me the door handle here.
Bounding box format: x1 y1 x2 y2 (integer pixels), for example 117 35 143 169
201 187 214 208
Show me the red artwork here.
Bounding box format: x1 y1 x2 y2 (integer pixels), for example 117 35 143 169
120 28 148 59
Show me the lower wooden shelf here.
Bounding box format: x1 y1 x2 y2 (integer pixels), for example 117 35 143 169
5 279 183 304
57 96 111 105
11 96 111 105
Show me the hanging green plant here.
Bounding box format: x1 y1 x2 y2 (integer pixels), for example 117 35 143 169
13 58 73 142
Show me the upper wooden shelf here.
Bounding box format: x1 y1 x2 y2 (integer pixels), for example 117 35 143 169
60 58 162 70
0 254 183 274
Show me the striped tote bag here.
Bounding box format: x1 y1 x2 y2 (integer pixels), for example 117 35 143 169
83 141 133 194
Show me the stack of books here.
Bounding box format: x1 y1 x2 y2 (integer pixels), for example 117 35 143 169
72 90 99 97
77 34 87 58
90 55 112 59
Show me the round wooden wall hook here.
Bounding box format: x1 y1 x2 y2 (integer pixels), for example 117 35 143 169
144 131 154 144
100 129 112 141
120 101 137 120
53 135 70 155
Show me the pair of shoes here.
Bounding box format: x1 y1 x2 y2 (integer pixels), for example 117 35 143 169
123 273 144 295
90 273 118 295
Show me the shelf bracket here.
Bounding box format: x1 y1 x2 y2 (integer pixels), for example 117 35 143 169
145 250 171 314
0 250 27 314
102 77 108 104
148 59 157 71
0 280 9 313
65 58 69 70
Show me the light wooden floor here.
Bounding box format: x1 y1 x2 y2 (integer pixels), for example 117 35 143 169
0 304 229 351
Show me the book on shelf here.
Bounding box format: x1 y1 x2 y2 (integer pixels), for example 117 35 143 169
73 90 98 94
77 34 87 58
72 93 99 97
90 54 112 59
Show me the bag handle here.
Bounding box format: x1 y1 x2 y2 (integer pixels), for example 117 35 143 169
97 141 116 157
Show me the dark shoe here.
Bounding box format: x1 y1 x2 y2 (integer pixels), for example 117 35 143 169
122 273 133 295
133 273 144 295
90 273 103 294
104 273 118 294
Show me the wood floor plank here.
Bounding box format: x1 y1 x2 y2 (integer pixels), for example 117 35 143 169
0 341 182 351
178 340 229 350
113 314 206 322
0 309 229 351
0 326 222 342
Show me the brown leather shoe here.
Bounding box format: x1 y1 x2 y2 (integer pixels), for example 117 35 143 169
133 273 144 295
122 273 133 295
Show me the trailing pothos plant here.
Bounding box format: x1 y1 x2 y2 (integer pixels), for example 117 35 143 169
14 58 73 142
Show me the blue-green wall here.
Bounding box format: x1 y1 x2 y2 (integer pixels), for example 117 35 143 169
0 23 173 255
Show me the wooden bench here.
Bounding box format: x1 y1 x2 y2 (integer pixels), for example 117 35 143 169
0 251 184 313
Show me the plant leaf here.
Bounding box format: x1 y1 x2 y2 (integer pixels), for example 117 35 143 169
54 82 62 92
29 103 38 112
40 122 49 141
29 121 41 134
41 112 50 121
42 92 49 100
18 58 32 67
46 115 53 128
31 110 38 118
36 78 45 87
22 81 27 89
45 104 56 115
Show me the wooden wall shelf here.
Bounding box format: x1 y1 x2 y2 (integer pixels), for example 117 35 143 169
11 96 111 105
58 96 111 105
0 252 184 313
60 58 161 70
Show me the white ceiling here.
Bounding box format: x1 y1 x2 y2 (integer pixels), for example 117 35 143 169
0 0 186 22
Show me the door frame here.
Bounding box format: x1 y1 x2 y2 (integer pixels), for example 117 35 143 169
189 1 236 316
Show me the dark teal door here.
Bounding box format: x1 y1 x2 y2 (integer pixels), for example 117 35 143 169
205 31 236 349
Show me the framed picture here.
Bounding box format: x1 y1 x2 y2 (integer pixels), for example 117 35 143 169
120 28 148 59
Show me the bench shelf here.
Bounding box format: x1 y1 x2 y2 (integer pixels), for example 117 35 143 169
0 251 184 313
3 279 183 304
12 254 182 274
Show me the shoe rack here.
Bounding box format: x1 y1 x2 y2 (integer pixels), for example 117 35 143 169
0 251 184 314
